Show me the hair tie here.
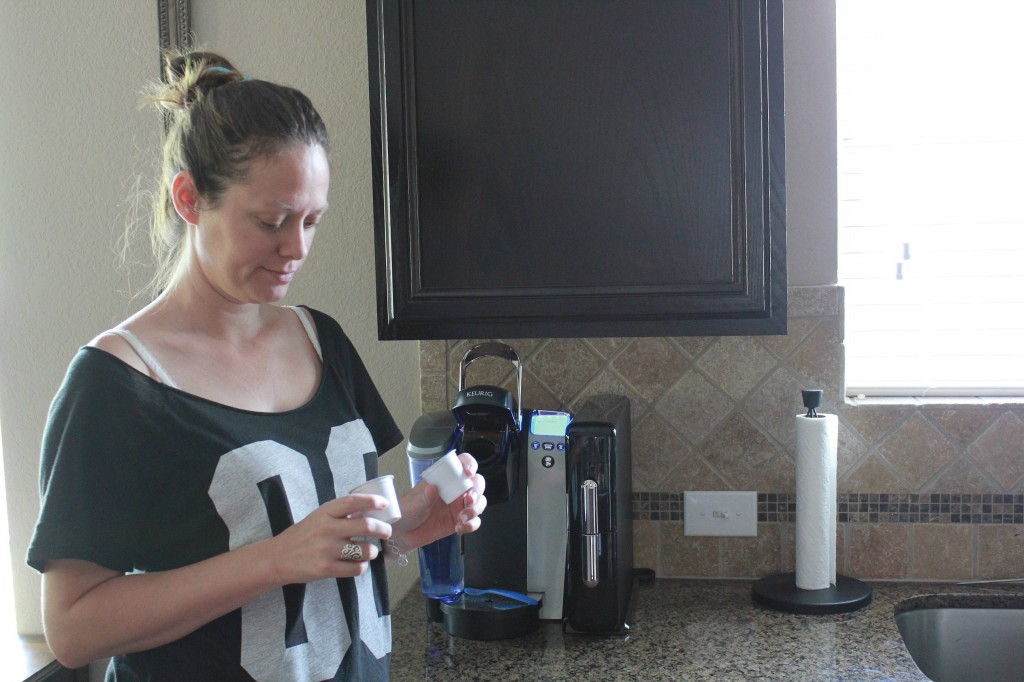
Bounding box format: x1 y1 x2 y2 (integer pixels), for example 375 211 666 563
206 66 253 82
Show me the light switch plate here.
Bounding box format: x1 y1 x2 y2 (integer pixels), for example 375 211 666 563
684 491 757 537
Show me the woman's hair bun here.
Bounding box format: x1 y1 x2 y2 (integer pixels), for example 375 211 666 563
147 50 245 113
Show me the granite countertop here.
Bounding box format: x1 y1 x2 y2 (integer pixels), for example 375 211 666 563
388 579 1021 681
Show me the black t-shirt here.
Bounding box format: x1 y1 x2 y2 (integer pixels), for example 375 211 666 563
28 307 403 681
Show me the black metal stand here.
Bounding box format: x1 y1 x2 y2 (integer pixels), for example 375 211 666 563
752 572 872 615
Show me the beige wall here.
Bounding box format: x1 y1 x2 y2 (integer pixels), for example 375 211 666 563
0 0 837 636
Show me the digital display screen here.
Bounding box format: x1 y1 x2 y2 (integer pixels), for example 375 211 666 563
530 411 571 437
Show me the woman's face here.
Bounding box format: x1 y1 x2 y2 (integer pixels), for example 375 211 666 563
190 142 330 304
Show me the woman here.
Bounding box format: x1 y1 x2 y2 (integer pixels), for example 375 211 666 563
26 51 485 681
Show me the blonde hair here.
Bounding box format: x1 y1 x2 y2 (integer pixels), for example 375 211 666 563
135 50 330 295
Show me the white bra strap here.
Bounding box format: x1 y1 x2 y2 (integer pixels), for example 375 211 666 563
285 306 323 361
106 328 180 388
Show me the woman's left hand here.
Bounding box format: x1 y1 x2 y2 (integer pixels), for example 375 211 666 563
390 453 487 553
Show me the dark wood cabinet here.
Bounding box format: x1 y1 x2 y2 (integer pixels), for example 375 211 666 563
366 0 785 340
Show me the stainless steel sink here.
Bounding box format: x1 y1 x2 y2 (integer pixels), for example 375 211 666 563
895 594 1024 682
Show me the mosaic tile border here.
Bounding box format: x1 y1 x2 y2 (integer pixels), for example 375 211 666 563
632 492 1024 524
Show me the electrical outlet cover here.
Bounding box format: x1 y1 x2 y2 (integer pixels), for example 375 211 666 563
684 491 757 537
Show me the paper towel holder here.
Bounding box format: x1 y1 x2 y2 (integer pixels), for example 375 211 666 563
752 572 872 615
751 389 872 615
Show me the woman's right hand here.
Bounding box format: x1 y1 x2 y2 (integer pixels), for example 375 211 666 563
266 493 394 585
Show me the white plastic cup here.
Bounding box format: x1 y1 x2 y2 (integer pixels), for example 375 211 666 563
420 450 474 504
349 475 402 524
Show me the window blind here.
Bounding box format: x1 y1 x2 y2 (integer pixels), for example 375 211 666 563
837 0 1024 397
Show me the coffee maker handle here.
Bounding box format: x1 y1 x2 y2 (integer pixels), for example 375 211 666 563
581 480 600 588
458 342 522 428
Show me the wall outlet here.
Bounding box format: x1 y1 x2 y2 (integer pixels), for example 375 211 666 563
683 491 757 537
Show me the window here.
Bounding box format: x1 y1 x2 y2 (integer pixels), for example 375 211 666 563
837 0 1024 397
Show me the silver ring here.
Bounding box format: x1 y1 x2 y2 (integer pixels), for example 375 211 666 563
341 543 364 561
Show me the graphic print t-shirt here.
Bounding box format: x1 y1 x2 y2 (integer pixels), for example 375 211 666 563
27 307 403 681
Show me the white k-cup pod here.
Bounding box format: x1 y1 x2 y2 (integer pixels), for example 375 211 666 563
420 450 474 504
350 474 402 524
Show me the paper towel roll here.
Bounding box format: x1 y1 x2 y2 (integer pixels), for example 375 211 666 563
794 413 838 590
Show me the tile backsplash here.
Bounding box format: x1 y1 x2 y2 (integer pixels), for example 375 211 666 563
419 285 1024 582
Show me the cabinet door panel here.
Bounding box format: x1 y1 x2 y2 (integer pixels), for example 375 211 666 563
367 0 785 340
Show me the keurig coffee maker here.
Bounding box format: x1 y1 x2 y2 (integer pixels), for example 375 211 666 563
406 343 633 640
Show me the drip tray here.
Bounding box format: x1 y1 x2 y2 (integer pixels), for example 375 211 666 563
439 589 541 640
